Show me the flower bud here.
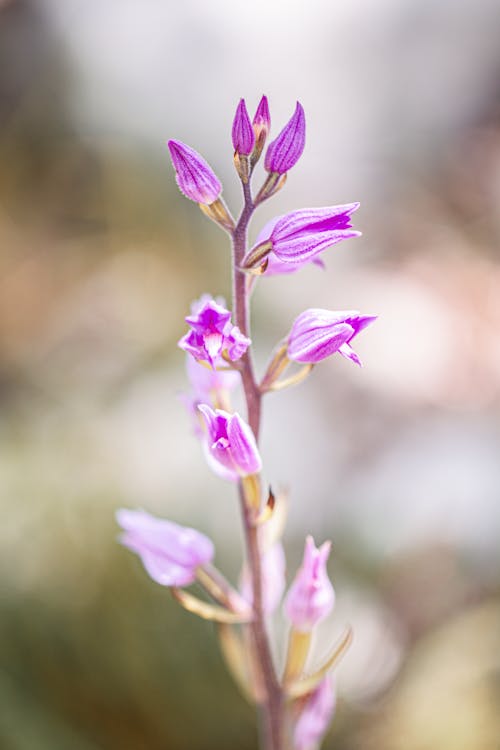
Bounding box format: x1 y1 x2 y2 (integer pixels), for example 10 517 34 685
116 509 214 587
287 309 377 366
251 95 271 163
285 536 334 632
264 101 305 174
232 98 255 156
167 139 222 204
198 405 262 481
294 677 336 750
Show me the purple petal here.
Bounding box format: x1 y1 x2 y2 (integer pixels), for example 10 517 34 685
288 319 354 364
338 342 362 366
287 309 375 366
225 326 251 361
264 101 306 174
284 535 335 632
116 509 214 587
271 204 359 241
294 677 336 750
232 99 255 155
167 140 222 204
202 440 239 482
227 413 262 475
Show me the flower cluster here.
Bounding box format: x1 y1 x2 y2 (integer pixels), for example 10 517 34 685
117 96 376 750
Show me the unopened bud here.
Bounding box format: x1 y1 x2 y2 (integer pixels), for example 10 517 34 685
264 101 305 175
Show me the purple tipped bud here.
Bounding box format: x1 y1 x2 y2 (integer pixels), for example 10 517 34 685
167 139 222 204
253 95 271 141
232 99 255 156
285 536 335 632
116 509 214 587
198 405 262 481
294 677 336 750
178 295 250 368
287 309 377 366
264 101 305 174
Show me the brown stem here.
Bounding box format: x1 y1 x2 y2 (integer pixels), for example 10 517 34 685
232 180 284 750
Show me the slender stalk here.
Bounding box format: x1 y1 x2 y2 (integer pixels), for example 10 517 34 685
232 180 284 750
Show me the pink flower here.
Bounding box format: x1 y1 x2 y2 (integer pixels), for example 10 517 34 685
167 139 222 204
116 509 214 587
287 309 377 366
294 678 336 750
180 355 240 438
265 102 305 174
249 204 360 274
285 536 335 632
178 295 250 368
198 405 262 480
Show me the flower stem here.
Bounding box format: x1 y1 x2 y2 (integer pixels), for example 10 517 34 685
232 180 284 750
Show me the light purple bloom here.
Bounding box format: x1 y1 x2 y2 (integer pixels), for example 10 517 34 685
251 204 361 273
187 353 240 401
181 356 240 437
167 139 222 204
198 405 262 480
178 295 250 368
264 101 305 174
116 509 214 587
287 309 377 367
285 536 335 632
252 95 271 142
240 543 286 615
232 99 255 156
294 677 336 750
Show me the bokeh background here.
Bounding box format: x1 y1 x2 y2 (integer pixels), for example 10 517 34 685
1 1 500 748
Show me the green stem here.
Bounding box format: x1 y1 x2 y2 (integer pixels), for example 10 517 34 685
231 180 284 750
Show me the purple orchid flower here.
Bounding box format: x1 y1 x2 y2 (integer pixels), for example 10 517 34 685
232 99 255 156
287 309 377 366
181 355 240 438
265 101 305 174
294 677 336 750
198 405 262 480
284 536 335 633
248 203 361 274
116 509 214 587
178 295 250 368
167 139 222 204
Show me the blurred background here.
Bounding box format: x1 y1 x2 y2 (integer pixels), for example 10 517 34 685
1 0 500 748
